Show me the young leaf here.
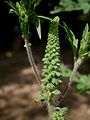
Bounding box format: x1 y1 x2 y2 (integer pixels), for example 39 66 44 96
63 22 78 59
6 1 19 15
79 24 90 59
16 2 21 14
35 18 41 39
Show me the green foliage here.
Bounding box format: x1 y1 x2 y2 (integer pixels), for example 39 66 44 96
63 22 78 60
64 23 90 61
79 24 90 60
61 64 90 95
76 74 90 94
6 0 41 39
50 0 90 14
61 64 72 77
61 64 90 96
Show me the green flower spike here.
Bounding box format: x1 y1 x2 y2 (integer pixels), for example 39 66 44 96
37 16 67 120
39 16 62 102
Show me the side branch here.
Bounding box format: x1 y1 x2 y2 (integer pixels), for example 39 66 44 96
57 58 83 105
24 39 41 85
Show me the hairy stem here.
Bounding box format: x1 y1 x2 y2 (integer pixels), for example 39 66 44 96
58 58 83 104
69 58 82 87
24 39 41 85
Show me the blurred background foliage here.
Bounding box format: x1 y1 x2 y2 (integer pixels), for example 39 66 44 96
50 0 90 14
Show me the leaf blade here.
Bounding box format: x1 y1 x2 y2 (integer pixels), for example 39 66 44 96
63 22 78 59
35 18 41 39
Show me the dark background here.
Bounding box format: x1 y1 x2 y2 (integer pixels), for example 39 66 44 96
0 0 89 51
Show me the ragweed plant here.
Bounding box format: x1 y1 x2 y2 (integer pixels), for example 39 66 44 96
37 16 67 120
6 1 90 119
7 1 67 118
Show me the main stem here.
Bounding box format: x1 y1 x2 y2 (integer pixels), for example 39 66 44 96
24 38 41 85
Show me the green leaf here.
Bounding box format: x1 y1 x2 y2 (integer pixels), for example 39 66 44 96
82 24 89 40
35 18 41 39
79 24 90 59
63 22 78 59
6 1 19 15
16 2 21 14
